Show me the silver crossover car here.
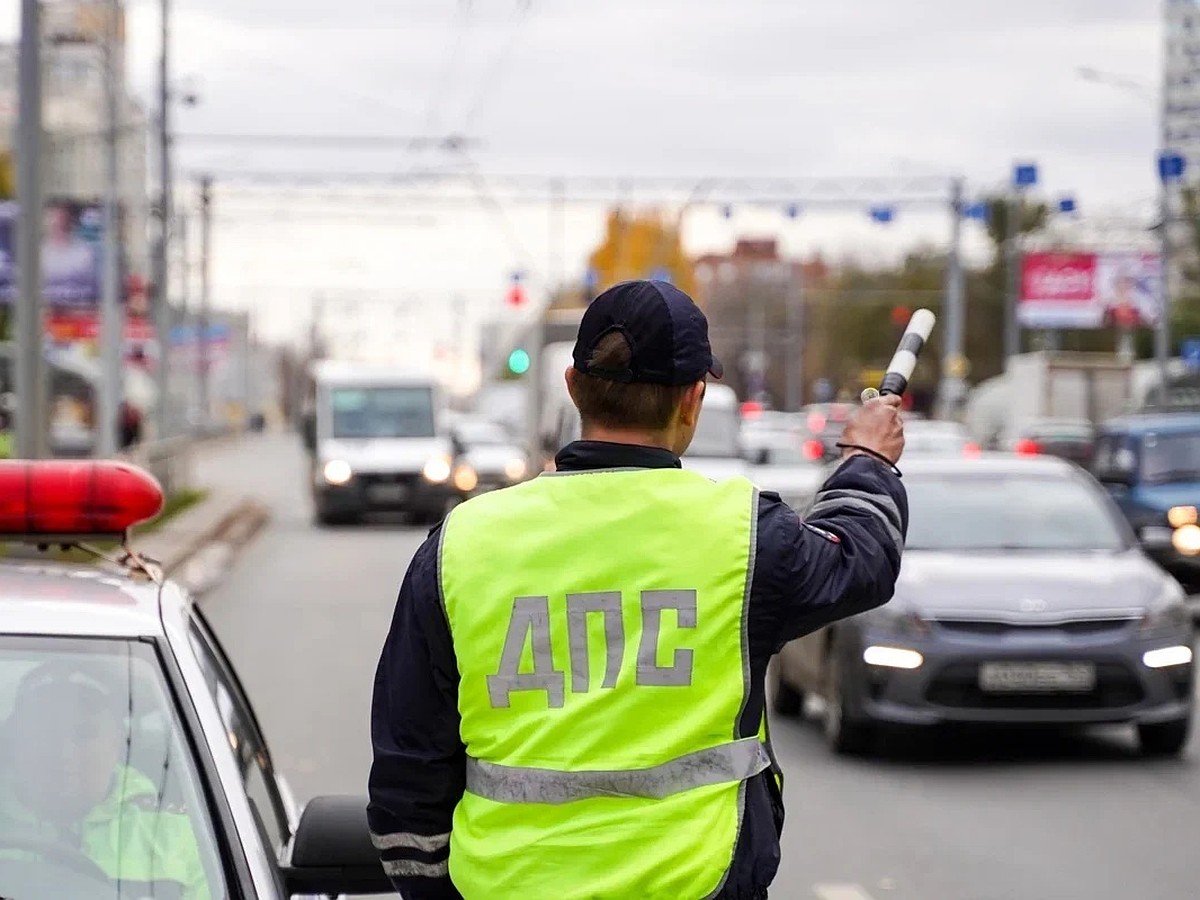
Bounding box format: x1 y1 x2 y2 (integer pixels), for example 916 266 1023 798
771 455 1195 757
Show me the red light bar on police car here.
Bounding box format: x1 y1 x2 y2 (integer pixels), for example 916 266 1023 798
0 460 164 540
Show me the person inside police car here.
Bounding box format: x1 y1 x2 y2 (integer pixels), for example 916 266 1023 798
0 663 211 900
369 279 907 900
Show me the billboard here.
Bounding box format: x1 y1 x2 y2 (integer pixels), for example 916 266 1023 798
0 200 104 309
1019 251 1162 330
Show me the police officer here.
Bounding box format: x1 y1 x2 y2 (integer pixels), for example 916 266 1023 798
0 664 211 900
369 280 907 900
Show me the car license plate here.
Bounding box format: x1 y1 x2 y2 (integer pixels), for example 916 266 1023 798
978 662 1096 693
367 484 408 504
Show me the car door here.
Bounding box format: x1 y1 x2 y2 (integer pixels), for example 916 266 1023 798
185 608 296 871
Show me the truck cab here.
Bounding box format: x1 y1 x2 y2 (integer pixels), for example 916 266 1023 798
302 361 460 525
1092 412 1200 614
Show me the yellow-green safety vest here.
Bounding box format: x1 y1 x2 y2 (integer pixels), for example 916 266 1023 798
440 467 773 900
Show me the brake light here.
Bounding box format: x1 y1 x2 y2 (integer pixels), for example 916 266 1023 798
963 442 981 457
806 412 827 433
803 439 825 461
740 401 764 420
0 461 164 537
1014 439 1042 456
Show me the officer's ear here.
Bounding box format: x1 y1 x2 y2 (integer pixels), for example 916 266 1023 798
678 381 706 428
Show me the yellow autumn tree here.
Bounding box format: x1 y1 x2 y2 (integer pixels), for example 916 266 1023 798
586 208 697 298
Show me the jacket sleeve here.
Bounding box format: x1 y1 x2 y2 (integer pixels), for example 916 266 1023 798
367 524 466 900
756 454 909 651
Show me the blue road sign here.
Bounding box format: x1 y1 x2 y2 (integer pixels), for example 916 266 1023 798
1014 163 1038 188
869 206 895 224
1058 197 1077 213
584 267 598 289
1158 151 1187 184
963 202 989 221
1182 337 1200 371
650 267 673 284
784 203 801 219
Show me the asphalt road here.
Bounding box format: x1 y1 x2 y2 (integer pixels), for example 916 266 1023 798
198 433 1200 900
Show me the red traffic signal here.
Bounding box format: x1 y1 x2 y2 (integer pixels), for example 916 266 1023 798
506 285 526 308
890 305 911 328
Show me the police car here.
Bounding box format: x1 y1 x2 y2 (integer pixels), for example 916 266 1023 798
0 460 389 899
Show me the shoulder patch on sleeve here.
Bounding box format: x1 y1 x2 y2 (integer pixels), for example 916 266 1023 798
803 523 841 544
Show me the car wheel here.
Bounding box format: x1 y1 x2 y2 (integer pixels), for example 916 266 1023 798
823 654 875 756
1138 718 1191 757
768 657 804 716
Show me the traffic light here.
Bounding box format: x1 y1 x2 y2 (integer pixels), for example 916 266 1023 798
507 348 531 375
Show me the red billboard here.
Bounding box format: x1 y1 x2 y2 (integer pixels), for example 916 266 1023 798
1019 251 1162 329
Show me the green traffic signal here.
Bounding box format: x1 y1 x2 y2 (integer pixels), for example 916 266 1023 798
507 348 531 375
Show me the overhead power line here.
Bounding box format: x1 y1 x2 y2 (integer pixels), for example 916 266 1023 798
176 133 481 150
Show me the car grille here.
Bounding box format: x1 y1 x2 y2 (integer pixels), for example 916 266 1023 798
933 618 1135 638
925 662 1144 710
358 473 420 488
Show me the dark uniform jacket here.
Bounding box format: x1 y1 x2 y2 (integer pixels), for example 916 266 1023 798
369 440 908 900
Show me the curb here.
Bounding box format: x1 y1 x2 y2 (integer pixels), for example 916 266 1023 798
154 498 269 576
172 500 271 597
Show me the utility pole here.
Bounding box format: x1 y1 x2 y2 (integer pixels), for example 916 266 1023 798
176 210 191 431
197 175 212 435
939 177 966 418
784 262 805 411
153 0 172 440
15 0 48 459
96 0 123 458
1003 194 1021 364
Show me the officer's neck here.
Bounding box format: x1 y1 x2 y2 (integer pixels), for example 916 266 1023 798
580 426 678 455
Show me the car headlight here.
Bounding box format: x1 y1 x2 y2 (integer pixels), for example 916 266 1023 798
864 607 931 638
423 455 452 484
322 459 352 485
453 464 478 493
1139 583 1189 635
504 457 527 482
1168 506 1198 528
1172 523 1200 557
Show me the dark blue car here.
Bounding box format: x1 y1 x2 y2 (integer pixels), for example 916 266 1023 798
1092 412 1200 617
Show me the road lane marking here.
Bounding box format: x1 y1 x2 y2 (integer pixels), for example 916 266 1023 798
814 885 876 900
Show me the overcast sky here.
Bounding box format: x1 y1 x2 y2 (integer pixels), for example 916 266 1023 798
0 0 1169 358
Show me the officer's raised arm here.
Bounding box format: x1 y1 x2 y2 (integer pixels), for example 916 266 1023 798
757 395 909 646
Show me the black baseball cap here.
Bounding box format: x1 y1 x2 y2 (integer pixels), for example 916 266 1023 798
572 280 723 385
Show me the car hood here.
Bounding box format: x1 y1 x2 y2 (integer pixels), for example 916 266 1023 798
1133 481 1200 512
322 436 451 473
682 456 749 481
896 549 1167 621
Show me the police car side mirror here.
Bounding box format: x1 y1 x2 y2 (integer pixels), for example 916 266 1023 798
281 796 392 896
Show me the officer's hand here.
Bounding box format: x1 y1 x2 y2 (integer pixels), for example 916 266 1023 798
840 395 905 464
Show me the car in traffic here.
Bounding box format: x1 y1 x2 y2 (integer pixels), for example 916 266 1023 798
0 460 391 900
1003 418 1096 466
1092 412 1200 614
902 419 980 457
797 403 856 463
681 383 750 480
746 438 826 511
770 454 1194 757
302 361 460 526
449 416 530 498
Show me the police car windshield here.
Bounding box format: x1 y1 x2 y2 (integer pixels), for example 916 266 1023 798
0 637 226 899
1141 430 1200 485
330 386 436 439
904 474 1128 552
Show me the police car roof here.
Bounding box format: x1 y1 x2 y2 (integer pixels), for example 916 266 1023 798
0 560 187 639
1099 411 1200 435
898 453 1078 479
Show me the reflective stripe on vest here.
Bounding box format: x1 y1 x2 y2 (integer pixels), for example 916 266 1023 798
439 467 762 900
465 736 772 804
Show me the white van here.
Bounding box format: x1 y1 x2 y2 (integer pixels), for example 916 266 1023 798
302 361 459 525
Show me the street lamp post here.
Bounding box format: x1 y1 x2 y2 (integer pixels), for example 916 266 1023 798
1156 150 1186 404
1004 162 1038 364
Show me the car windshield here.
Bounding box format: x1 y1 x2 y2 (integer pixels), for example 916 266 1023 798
329 386 435 439
1141 431 1200 485
689 406 740 458
905 473 1127 552
0 636 226 900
